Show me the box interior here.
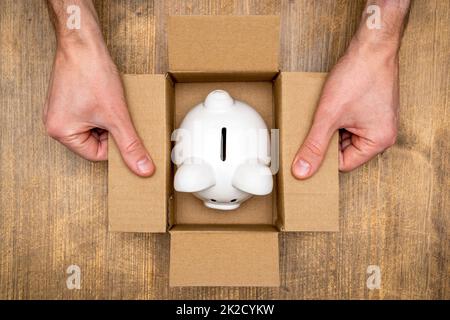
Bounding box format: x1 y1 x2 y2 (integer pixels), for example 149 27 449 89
170 76 280 228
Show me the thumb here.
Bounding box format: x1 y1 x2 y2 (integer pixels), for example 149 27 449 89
109 114 155 177
291 118 335 180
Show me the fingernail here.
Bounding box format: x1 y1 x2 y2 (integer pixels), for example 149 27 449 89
296 159 311 177
137 156 152 174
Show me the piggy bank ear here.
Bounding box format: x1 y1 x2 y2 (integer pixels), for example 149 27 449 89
232 162 273 196
174 159 215 193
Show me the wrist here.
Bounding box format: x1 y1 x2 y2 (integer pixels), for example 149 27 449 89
55 31 113 72
55 22 112 68
348 33 399 63
56 15 104 50
48 0 105 53
350 0 410 59
344 35 399 75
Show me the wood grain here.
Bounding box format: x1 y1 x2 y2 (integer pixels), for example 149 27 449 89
0 0 448 299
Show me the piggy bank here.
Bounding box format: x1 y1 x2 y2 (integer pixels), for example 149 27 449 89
172 90 273 211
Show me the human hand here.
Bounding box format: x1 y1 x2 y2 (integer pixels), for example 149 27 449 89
291 39 399 179
291 0 411 179
44 1 154 177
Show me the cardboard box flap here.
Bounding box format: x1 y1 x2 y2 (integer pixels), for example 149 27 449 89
168 15 280 74
275 72 339 232
108 74 173 233
169 225 280 286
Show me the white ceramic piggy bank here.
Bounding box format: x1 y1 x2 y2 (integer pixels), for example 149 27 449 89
172 90 273 211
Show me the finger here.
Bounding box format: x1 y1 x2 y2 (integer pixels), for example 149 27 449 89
340 130 351 141
339 129 352 151
291 118 336 180
109 114 155 177
58 130 108 161
339 135 380 172
340 137 352 150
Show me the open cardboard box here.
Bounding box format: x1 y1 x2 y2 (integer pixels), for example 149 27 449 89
108 16 339 287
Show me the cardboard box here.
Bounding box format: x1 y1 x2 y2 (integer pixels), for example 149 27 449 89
108 15 339 287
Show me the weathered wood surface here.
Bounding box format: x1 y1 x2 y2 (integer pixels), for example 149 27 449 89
0 0 448 299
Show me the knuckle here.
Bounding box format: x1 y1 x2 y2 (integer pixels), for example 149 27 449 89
378 128 397 149
45 121 64 139
302 139 323 158
124 138 142 154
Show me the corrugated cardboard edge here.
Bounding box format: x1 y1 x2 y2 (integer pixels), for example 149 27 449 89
275 72 339 232
169 225 280 287
169 71 279 83
108 74 173 233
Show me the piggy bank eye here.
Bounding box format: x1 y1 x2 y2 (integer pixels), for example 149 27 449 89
220 127 227 161
210 199 217 202
230 199 237 203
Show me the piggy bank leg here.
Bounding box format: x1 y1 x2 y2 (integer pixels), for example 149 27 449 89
174 159 216 193
232 161 273 196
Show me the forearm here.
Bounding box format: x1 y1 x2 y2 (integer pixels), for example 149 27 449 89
352 0 411 56
47 0 104 50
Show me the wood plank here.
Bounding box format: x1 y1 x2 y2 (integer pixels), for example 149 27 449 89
0 0 448 299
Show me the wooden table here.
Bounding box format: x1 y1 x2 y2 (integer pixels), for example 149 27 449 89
0 0 448 299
